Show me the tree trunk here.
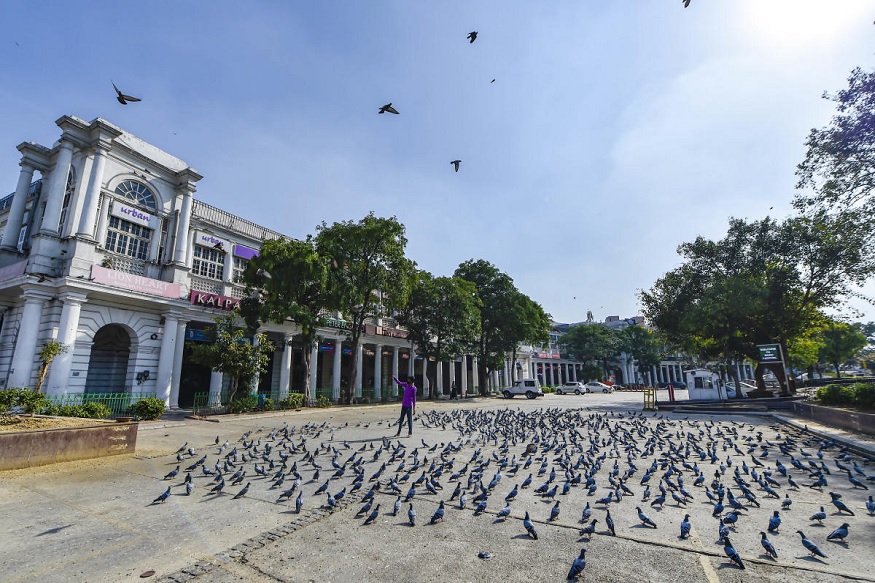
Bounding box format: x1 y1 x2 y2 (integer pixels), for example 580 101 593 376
34 362 49 394
227 377 239 405
301 340 313 407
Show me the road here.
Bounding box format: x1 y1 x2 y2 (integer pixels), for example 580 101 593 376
1 391 873 583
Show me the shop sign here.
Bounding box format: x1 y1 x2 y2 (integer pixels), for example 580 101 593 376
92 265 181 298
323 317 351 330
195 231 231 251
111 201 158 229
757 344 782 363
364 323 408 339
233 244 259 260
189 290 239 311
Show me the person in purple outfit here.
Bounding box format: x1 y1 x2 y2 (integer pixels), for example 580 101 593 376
393 375 417 437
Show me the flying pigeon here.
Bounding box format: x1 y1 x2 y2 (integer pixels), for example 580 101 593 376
378 103 400 115
451 160 462 173
683 0 691 7
112 81 141 105
467 31 478 43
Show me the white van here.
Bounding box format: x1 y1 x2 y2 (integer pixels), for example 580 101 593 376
503 378 544 399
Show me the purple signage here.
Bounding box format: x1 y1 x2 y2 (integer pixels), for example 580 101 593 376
233 244 259 260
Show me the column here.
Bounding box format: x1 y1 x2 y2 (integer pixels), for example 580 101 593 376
651 366 658 387
169 320 187 408
309 344 318 399
95 193 110 246
449 358 456 392
173 188 193 264
9 290 52 388
208 370 224 405
406 344 414 377
76 147 107 239
472 356 479 392
62 152 91 239
46 292 87 395
278 333 293 401
435 361 443 397
354 344 363 397
460 356 468 396
392 346 400 397
40 140 74 235
373 342 382 400
1 162 35 250
332 338 342 401
155 314 180 406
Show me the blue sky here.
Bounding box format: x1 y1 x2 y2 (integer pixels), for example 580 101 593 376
1 1 873 323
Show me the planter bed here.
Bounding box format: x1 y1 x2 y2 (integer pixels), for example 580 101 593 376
790 401 875 436
0 416 138 470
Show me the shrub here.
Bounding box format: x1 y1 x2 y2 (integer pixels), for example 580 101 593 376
852 383 875 409
315 395 332 408
261 397 275 411
129 397 166 420
44 402 112 419
816 385 856 406
542 387 556 394
0 388 50 414
228 395 258 414
278 393 304 410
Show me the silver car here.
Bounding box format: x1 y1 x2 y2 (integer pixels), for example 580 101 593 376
555 381 588 395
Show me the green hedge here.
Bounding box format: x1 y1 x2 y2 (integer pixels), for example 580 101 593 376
279 393 304 410
129 397 166 420
43 402 112 419
0 388 50 414
816 383 875 409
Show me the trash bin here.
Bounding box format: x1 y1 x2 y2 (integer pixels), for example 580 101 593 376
258 393 266 409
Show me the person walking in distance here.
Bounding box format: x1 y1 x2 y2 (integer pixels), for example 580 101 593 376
393 375 417 437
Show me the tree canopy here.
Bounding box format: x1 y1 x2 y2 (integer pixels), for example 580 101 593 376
560 323 618 380
395 271 481 395
316 213 413 403
237 236 331 405
795 67 875 216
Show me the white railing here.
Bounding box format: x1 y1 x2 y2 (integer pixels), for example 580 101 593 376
190 276 223 295
191 200 288 243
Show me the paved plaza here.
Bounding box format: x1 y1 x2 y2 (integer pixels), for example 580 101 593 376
2 392 874 583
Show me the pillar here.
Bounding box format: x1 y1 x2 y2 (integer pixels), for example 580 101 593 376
156 314 180 406
460 356 468 396
169 320 187 408
406 344 414 377
278 333 293 400
472 356 479 392
332 338 342 401
46 292 87 395
355 344 363 397
435 360 443 396
392 346 400 397
208 370 224 405
1 162 35 250
76 147 107 239
40 140 74 235
9 290 52 388
173 187 193 264
309 343 318 398
373 342 382 400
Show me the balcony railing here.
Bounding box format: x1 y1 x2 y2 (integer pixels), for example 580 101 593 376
190 276 223 295
191 200 288 243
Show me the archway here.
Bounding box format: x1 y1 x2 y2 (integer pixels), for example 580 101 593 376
84 324 131 394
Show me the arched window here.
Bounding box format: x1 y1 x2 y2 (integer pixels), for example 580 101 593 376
114 180 156 209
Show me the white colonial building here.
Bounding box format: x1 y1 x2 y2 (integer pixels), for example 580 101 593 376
0 116 493 407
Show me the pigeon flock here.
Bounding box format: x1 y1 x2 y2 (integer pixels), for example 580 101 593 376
150 407 874 580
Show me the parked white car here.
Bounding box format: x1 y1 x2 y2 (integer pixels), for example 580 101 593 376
725 382 756 398
503 378 544 399
556 381 588 395
585 381 614 393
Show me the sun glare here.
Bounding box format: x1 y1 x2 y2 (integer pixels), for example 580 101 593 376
737 0 870 54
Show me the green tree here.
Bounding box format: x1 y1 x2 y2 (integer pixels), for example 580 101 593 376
795 67 875 216
504 292 551 383
237 236 332 406
316 213 413 404
560 323 619 381
641 215 875 395
818 320 867 378
188 314 274 404
34 340 68 394
454 260 549 395
617 325 662 384
395 271 481 398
